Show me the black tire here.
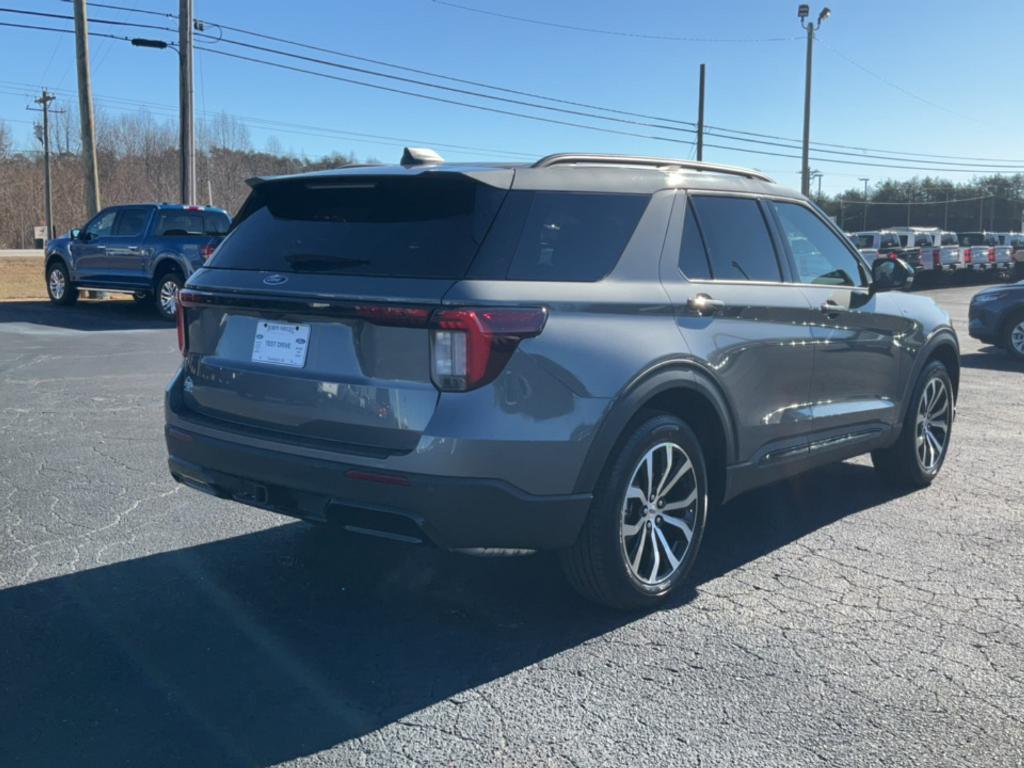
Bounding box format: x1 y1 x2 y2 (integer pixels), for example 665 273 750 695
560 413 708 610
872 360 953 488
45 260 77 306
153 271 183 321
1000 310 1024 361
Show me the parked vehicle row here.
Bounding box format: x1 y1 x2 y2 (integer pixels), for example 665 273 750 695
44 203 232 320
846 226 1024 279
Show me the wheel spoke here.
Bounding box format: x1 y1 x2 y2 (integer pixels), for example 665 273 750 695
625 485 646 504
630 525 648 573
654 526 680 571
622 518 645 537
657 458 692 501
661 488 698 513
660 513 693 542
654 444 673 499
643 451 654 498
647 529 661 582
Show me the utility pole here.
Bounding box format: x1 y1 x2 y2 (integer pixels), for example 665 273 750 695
859 177 869 230
696 64 705 162
73 0 101 217
944 192 949 230
179 0 196 204
28 90 63 240
798 5 830 197
979 196 984 230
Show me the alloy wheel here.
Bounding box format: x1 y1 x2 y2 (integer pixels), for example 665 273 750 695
49 268 65 300
915 377 950 471
620 442 699 585
159 278 179 317
1011 321 1024 355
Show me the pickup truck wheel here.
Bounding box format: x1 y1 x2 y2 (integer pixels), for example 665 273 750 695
154 272 182 321
872 360 953 488
46 261 77 306
560 414 707 610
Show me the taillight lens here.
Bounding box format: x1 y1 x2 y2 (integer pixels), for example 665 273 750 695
430 307 547 391
176 300 187 356
200 244 216 260
988 247 996 262
964 248 972 263
932 248 941 267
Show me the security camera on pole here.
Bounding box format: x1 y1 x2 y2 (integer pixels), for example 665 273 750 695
798 4 830 198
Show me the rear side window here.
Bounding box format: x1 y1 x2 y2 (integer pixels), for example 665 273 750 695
941 233 957 246
915 234 933 247
157 211 205 236
852 234 875 249
210 175 507 278
688 196 781 282
770 201 866 287
113 208 150 237
505 192 649 281
879 234 900 249
678 201 712 279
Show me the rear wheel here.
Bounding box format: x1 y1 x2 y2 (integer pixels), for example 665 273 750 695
1001 311 1024 361
872 360 953 488
561 414 708 610
154 271 183 321
46 260 77 306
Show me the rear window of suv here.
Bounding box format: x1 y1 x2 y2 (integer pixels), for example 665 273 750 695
209 175 507 278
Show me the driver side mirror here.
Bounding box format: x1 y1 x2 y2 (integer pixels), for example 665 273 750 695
871 256 914 292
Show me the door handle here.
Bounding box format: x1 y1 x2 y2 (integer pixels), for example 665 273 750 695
819 300 845 313
687 293 725 315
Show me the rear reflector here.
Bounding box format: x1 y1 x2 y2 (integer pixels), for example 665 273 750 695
988 247 996 262
430 307 547 391
932 248 941 267
344 469 411 486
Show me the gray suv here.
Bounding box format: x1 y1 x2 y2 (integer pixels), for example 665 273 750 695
164 151 959 609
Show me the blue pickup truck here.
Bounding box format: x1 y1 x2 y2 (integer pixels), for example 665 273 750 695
44 203 231 320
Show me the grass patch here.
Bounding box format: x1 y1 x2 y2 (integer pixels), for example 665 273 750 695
0 257 47 300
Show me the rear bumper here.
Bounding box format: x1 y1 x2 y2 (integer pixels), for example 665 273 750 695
166 424 591 550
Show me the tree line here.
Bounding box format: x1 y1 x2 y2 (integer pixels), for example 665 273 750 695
3 103 1024 247
0 106 369 248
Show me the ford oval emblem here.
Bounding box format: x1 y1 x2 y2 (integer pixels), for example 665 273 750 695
263 274 288 286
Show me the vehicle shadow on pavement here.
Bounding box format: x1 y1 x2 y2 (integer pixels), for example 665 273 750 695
0 300 170 332
959 349 1023 372
0 463 909 767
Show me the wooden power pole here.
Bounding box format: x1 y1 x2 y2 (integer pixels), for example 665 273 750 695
72 0 101 216
179 0 196 204
28 90 63 240
696 64 705 162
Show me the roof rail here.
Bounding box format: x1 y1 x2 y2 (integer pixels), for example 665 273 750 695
531 153 774 183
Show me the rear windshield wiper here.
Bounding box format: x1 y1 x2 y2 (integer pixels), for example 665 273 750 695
283 253 372 272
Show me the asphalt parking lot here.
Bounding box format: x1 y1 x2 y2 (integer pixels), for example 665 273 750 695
1 284 1021 767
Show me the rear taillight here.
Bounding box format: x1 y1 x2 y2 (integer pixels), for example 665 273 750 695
200 244 216 260
176 300 187 356
932 248 941 267
988 247 996 262
964 248 972 263
430 307 547 391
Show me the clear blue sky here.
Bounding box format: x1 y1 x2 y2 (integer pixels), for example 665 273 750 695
2 0 1022 194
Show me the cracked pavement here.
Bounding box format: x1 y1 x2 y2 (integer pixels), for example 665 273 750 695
0 288 1021 767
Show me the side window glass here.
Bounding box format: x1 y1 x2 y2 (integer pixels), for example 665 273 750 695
204 211 230 235
689 196 782 282
770 201 867 287
84 210 117 238
113 209 150 237
157 211 205 236
678 201 712 279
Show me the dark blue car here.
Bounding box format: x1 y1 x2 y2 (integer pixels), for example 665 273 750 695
44 203 231 320
969 281 1024 359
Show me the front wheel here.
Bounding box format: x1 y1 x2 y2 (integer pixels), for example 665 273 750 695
560 414 708 610
46 261 77 306
154 272 183 321
872 360 953 488
1001 311 1024 361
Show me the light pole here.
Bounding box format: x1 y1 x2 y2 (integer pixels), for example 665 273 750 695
798 4 830 197
859 177 869 230
810 169 823 202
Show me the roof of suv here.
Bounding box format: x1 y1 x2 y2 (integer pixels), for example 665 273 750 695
248 150 804 200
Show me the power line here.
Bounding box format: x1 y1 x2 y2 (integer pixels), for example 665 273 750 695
0 6 176 34
429 0 801 43
8 20 1024 175
38 1 1024 165
56 0 174 19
